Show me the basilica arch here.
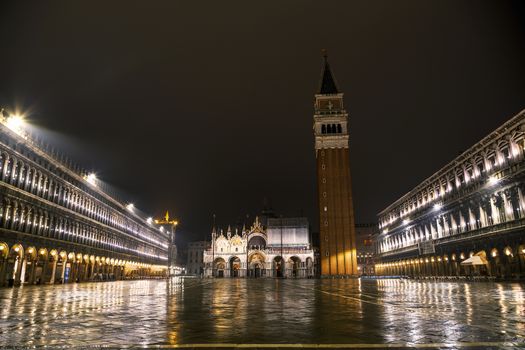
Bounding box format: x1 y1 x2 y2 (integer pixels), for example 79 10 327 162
229 256 241 278
213 257 226 278
248 252 266 278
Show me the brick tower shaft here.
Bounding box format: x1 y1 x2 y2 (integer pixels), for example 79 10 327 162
313 52 358 276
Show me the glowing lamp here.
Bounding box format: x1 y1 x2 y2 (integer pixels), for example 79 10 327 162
6 114 26 132
85 173 97 185
488 176 499 186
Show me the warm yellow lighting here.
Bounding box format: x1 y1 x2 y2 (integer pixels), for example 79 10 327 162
39 249 46 255
28 248 34 254
505 248 511 256
6 114 26 132
126 203 134 211
85 173 97 185
522 248 525 254
50 251 57 256
460 253 465 260
14 247 20 252
60 251 67 258
488 176 499 186
0 246 4 251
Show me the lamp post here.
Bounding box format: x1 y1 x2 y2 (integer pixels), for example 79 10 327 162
155 211 178 277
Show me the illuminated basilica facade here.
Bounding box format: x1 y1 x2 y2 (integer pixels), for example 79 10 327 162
203 217 315 278
376 109 525 279
0 111 169 287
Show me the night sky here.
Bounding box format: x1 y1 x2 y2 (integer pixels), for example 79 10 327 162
1 1 524 245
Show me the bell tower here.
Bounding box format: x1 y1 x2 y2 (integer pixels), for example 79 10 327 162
314 51 358 276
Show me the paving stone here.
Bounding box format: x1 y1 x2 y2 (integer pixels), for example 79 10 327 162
0 278 524 347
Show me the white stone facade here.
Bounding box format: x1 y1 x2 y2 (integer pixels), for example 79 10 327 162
203 217 315 278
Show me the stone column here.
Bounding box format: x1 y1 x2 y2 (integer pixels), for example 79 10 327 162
28 259 37 284
49 259 58 284
19 258 27 284
0 259 7 287
14 257 23 286
60 261 67 283
40 259 48 284
89 262 95 279
83 262 89 281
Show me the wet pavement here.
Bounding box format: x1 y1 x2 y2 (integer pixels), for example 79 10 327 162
0 278 524 349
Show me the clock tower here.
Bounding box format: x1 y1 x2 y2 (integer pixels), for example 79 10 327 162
314 51 358 276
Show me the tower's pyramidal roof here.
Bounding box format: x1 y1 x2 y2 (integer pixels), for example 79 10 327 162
318 50 339 94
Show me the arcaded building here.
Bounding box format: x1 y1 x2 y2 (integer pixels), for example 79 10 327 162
375 109 525 279
314 53 358 276
0 112 169 286
203 217 315 278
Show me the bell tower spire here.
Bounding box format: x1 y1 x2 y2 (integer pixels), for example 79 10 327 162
318 49 339 94
313 50 358 277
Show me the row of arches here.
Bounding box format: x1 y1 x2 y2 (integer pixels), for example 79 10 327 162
381 128 525 228
376 245 525 279
321 123 343 135
0 196 159 260
0 148 165 248
209 255 314 278
0 241 164 287
379 185 525 254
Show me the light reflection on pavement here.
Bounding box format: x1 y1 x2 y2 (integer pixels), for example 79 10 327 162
0 278 524 348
